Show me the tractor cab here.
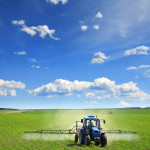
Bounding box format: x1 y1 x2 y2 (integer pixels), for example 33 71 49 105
82 116 101 130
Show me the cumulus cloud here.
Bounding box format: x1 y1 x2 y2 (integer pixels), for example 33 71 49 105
85 92 95 99
0 79 25 96
93 25 99 30
95 12 103 19
119 101 131 107
21 26 36 36
96 96 102 99
127 65 150 70
91 52 109 64
124 46 150 56
46 0 68 5
28 77 150 100
139 65 150 69
12 20 59 40
85 92 102 99
81 25 88 31
12 20 25 25
126 65 150 79
14 51 26 55
126 66 137 70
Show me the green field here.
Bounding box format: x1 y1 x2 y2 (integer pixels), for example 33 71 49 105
0 109 149 150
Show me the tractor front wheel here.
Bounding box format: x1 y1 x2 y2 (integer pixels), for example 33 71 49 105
101 134 107 147
75 134 78 143
85 135 91 146
79 130 85 145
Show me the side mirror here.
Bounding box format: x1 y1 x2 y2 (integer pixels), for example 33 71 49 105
81 119 83 123
103 120 106 124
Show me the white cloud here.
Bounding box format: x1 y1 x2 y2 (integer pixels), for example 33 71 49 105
85 92 95 99
12 20 59 40
0 79 25 96
126 65 150 70
139 65 150 69
95 12 103 19
93 25 99 30
28 77 150 100
119 101 131 107
31 25 59 40
31 65 40 69
85 92 102 99
12 20 25 25
96 96 102 99
124 46 150 56
91 52 109 64
14 51 26 55
46 0 68 5
126 66 137 70
21 26 37 36
81 25 88 31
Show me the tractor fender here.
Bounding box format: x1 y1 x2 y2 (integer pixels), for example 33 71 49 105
81 128 86 135
101 133 105 136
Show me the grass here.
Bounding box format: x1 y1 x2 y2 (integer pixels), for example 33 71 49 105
0 109 149 149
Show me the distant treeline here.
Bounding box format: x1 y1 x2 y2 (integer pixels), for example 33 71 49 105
0 108 18 110
0 107 149 110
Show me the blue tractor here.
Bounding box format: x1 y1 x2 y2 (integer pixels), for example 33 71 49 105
75 116 107 146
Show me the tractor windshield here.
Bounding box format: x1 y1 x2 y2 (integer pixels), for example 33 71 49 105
86 119 100 129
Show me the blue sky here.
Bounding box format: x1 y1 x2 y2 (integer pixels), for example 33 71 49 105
0 0 150 109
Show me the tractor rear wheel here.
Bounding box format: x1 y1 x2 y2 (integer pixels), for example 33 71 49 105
85 135 91 146
75 134 78 143
101 134 107 147
79 130 85 145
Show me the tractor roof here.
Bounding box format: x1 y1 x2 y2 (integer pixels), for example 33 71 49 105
84 116 99 120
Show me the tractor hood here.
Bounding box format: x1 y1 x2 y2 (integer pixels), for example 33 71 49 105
92 126 99 132
92 126 101 137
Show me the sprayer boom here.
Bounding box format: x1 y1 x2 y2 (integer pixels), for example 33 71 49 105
103 130 137 134
24 129 76 134
24 126 76 134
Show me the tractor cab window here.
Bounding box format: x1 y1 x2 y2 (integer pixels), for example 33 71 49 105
96 120 100 129
83 119 87 128
88 120 94 127
86 119 100 129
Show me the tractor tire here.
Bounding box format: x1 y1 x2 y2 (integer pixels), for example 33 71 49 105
75 134 78 143
79 130 85 145
95 141 100 146
101 134 107 147
85 135 91 146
